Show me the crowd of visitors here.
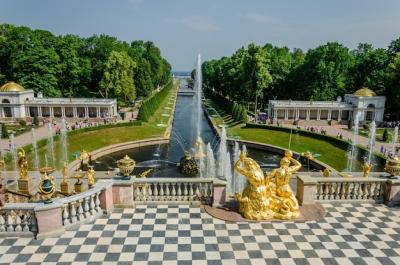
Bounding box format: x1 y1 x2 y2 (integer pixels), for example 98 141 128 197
380 121 400 128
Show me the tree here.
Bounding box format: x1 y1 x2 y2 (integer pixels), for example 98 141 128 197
1 124 8 139
386 53 400 119
134 58 154 97
382 129 389 142
99 51 136 105
298 42 353 100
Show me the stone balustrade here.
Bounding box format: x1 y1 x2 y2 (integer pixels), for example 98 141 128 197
297 174 400 206
132 178 214 204
0 203 37 237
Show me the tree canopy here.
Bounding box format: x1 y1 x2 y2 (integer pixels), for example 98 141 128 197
202 38 400 120
0 23 172 105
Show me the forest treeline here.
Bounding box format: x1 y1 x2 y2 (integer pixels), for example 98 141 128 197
201 40 400 119
0 24 171 105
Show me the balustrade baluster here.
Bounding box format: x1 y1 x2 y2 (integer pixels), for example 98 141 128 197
83 197 90 219
367 183 373 200
334 183 340 199
22 212 30 232
70 202 77 223
95 192 101 213
30 212 37 233
6 211 14 232
15 214 22 232
0 214 5 232
63 206 71 225
183 183 188 201
316 183 321 199
165 183 171 200
135 185 142 201
177 183 182 200
188 183 194 201
171 183 176 200
90 195 96 215
148 183 153 200
78 200 84 221
153 183 159 200
160 183 165 201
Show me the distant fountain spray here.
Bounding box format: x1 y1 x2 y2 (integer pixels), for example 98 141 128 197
9 134 18 178
224 151 233 195
217 126 228 177
60 118 68 163
31 128 39 170
47 123 55 168
367 121 376 165
392 126 398 157
206 143 216 178
347 113 360 172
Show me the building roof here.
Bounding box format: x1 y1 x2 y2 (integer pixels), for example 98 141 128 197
0 82 25 92
353 87 377 97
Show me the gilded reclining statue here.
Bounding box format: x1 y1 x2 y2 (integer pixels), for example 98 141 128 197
234 150 301 220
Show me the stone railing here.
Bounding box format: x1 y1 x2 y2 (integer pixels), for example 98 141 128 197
0 203 38 237
315 177 385 201
57 180 112 229
296 174 400 206
112 178 227 207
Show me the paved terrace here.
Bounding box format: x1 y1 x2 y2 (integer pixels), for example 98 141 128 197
1 202 400 265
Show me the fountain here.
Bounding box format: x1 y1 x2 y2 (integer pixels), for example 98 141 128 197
367 121 376 167
346 113 360 172
46 123 55 168
31 128 39 170
194 54 205 178
206 143 216 178
392 126 398 156
217 126 228 177
9 134 18 178
60 118 68 163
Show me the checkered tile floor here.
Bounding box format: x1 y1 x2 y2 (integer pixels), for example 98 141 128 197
1 202 400 265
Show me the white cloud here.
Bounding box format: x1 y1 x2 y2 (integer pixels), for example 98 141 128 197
240 12 275 24
164 16 220 33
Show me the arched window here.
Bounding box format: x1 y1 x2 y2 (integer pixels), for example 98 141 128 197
2 99 12 117
366 104 375 121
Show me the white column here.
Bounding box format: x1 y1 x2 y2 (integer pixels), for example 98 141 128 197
38 106 42 117
327 110 332 120
306 109 310 120
317 109 321 120
338 110 342 121
0 107 3 117
96 107 100 118
61 107 66 118
50 107 54 118
73 107 77 118
273 109 277 120
284 109 288 120
85 107 89 118
296 109 299 120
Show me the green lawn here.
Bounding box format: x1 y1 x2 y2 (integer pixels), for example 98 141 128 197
5 80 179 170
204 99 363 171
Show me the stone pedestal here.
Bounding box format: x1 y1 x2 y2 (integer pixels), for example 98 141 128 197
112 180 134 208
212 179 227 207
35 203 65 239
296 175 317 205
74 182 83 193
18 178 32 195
99 185 114 214
60 182 71 195
383 179 400 206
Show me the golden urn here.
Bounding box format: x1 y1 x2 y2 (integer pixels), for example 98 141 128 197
38 167 56 203
117 155 136 177
384 155 400 176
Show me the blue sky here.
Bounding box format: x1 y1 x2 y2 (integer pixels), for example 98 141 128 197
1 0 400 70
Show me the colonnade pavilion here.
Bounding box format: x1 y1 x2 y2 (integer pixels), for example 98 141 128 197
0 82 118 120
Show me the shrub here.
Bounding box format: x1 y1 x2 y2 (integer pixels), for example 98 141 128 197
33 115 39 126
363 123 369 130
382 129 389 142
348 120 353 130
19 120 27 126
240 105 248 123
1 124 8 139
137 80 173 122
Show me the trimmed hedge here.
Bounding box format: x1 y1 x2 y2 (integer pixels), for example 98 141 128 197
205 91 248 123
245 123 387 164
137 80 173 122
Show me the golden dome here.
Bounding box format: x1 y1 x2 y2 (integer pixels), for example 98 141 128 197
0 82 25 92
353 87 376 97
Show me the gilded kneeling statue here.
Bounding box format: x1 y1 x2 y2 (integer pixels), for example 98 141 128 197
234 150 301 220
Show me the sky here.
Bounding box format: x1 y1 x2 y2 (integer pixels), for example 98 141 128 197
1 0 400 70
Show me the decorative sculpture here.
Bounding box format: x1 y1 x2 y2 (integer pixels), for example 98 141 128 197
178 152 199 177
194 137 206 159
323 168 331 177
86 166 96 188
72 170 85 193
60 162 71 195
38 167 56 203
17 148 31 195
363 161 371 178
0 159 4 207
384 155 400 178
117 155 136 179
234 150 301 220
18 148 28 180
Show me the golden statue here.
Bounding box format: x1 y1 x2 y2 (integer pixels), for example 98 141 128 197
266 150 301 219
38 170 56 203
139 169 152 178
323 168 331 177
60 162 71 195
17 148 28 180
234 151 273 220
194 137 205 159
234 150 301 220
363 161 371 178
86 166 96 188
